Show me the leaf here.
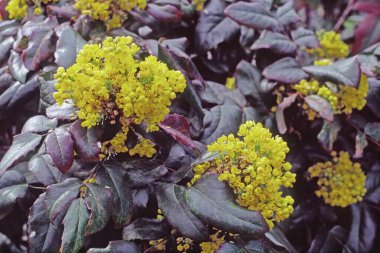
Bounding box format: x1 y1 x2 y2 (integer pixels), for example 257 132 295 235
146 4 182 23
27 193 63 253
69 120 101 162
22 115 58 133
159 114 203 151
364 122 380 141
28 154 66 186
0 132 42 176
251 31 297 54
84 183 112 235
122 218 170 241
88 241 141 253
185 174 268 236
54 23 86 68
265 225 297 253
96 163 132 228
0 170 28 219
45 178 82 224
303 57 361 87
291 28 319 48
263 57 308 84
195 0 240 52
38 76 57 110
354 131 368 158
352 14 380 53
7 50 29 83
156 183 209 241
0 36 14 63
346 204 376 252
276 1 300 26
234 60 262 98
21 16 59 71
126 164 168 187
317 119 342 150
275 94 298 134
225 2 279 30
308 225 348 253
61 198 90 253
200 104 243 144
45 127 74 173
46 102 76 120
304 95 334 122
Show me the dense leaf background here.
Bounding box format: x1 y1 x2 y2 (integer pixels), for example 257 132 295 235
0 0 380 252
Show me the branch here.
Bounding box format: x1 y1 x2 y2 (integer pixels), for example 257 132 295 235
333 0 356 31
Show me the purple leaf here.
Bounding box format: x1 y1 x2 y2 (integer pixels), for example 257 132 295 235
46 102 76 120
291 28 319 48
275 94 298 134
22 115 58 133
263 57 308 84
146 4 182 23
276 1 301 26
304 95 334 122
251 31 297 54
8 50 29 83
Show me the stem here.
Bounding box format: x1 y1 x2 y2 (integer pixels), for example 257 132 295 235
28 185 47 190
86 159 105 180
333 0 356 31
143 239 168 253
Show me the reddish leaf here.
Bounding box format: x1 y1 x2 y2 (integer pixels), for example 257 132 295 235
45 127 74 173
353 14 380 54
146 4 182 23
354 1 380 15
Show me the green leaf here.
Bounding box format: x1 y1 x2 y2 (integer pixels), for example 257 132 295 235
185 174 268 236
21 115 58 133
84 183 112 235
364 122 380 141
225 2 279 30
0 170 28 219
28 193 62 253
156 183 209 241
303 57 361 87
122 218 170 241
263 57 308 84
88 241 141 253
61 198 90 253
251 31 297 54
317 119 342 150
304 95 334 122
0 132 42 176
96 163 132 228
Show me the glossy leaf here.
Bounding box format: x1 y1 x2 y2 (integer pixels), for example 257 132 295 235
0 132 42 176
263 57 308 84
304 95 334 122
122 218 170 241
88 241 141 253
46 102 76 120
291 28 319 48
156 183 209 241
354 131 368 158
276 1 300 26
185 174 268 236
276 94 298 134
317 119 341 150
364 122 380 141
21 115 58 133
265 226 297 253
45 127 74 173
8 50 29 83
251 31 297 54
28 154 66 186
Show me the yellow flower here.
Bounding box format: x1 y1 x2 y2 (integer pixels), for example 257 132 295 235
54 36 186 158
192 121 296 228
193 0 206 11
308 30 349 59
308 151 367 207
338 74 369 114
6 0 28 19
199 230 225 253
225 77 235 90
74 0 147 30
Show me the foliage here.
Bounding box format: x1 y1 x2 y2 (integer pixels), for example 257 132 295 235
0 0 380 253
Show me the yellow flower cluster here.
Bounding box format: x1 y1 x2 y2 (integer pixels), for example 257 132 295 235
199 231 225 253
53 36 186 158
225 77 235 90
193 0 206 11
294 74 368 115
74 0 147 30
308 31 349 59
192 121 296 228
6 0 56 19
308 151 367 207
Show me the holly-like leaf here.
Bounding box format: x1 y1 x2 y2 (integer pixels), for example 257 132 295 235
265 226 297 253
185 174 268 236
156 183 209 241
61 198 90 253
46 102 76 120
234 60 262 98
225 2 279 30
21 16 59 71
88 241 141 253
146 4 182 23
8 50 29 83
96 163 132 228
38 76 57 110
45 127 74 173
276 1 300 27
251 31 297 54
308 226 349 253
291 28 319 48
28 193 63 253
45 178 82 224
0 132 42 176
69 120 101 162
122 218 170 241
84 183 112 235
303 57 361 87
304 95 334 122
317 119 342 150
0 170 28 219
28 154 66 186
364 122 380 141
54 23 86 68
354 131 368 158
275 94 298 134
22 115 58 133
263 57 308 84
